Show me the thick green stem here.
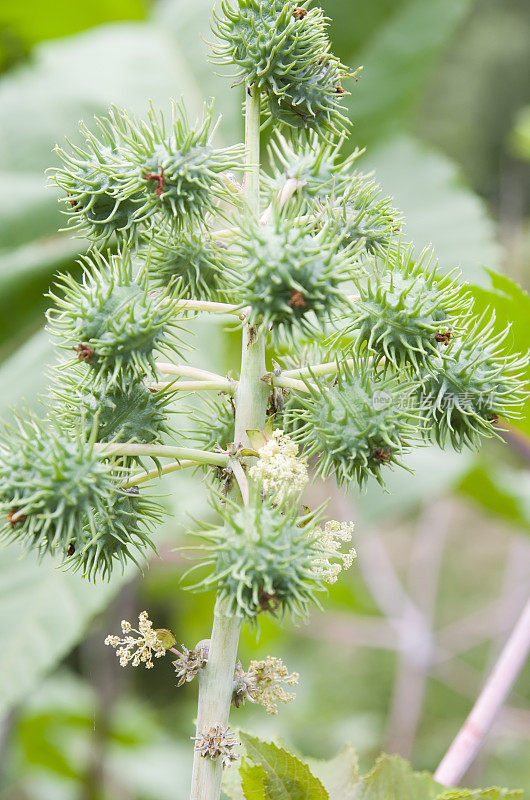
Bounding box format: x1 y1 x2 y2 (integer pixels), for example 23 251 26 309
190 598 242 800
189 84 267 800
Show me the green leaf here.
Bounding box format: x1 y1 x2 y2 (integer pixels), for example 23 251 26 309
457 461 530 533
0 543 133 716
0 0 148 50
467 271 530 436
354 447 475 525
468 271 530 373
344 0 475 145
356 754 442 800
235 739 522 800
365 136 501 284
239 733 329 800
306 745 359 800
240 761 268 800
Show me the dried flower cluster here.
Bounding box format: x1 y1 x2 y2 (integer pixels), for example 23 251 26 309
249 429 308 500
192 725 239 768
312 520 357 583
172 643 209 686
104 611 175 668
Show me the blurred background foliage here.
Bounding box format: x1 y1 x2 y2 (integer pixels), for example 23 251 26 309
0 0 529 798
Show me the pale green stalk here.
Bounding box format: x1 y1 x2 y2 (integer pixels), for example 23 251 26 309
189 84 268 800
123 459 195 488
148 379 235 393
270 375 314 393
281 358 356 379
175 298 242 315
155 362 228 381
93 443 228 468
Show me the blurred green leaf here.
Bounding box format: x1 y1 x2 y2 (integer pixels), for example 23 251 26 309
0 328 54 409
467 270 530 435
0 544 134 716
457 462 530 533
0 0 148 51
365 136 501 284
18 712 89 779
305 745 359 800
357 754 441 799
354 447 475 526
344 0 474 146
468 271 530 368
510 105 530 161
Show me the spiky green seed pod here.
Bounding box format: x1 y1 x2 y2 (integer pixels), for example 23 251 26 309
418 315 529 450
213 0 329 91
111 101 244 230
320 173 402 256
267 59 350 135
0 413 119 560
47 249 184 387
187 489 329 622
288 359 421 487
147 228 237 300
65 489 161 581
237 211 353 338
212 0 351 134
338 247 472 371
50 116 143 241
264 131 361 203
51 366 174 456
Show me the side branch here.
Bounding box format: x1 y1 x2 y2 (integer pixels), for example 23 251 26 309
175 299 242 315
434 597 530 786
281 358 355 379
123 459 196 488
156 362 228 382
265 375 313 393
149 379 236 393
94 443 229 468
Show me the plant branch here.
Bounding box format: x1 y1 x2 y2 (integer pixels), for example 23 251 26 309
93 443 228 468
155 362 228 382
434 597 530 787
148 379 235 393
122 460 196 488
175 298 243 315
281 358 355 379
266 375 315 393
230 458 250 506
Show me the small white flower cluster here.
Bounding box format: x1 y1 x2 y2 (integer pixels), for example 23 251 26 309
192 725 239 768
104 611 171 669
249 429 308 500
313 520 356 584
246 655 299 715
